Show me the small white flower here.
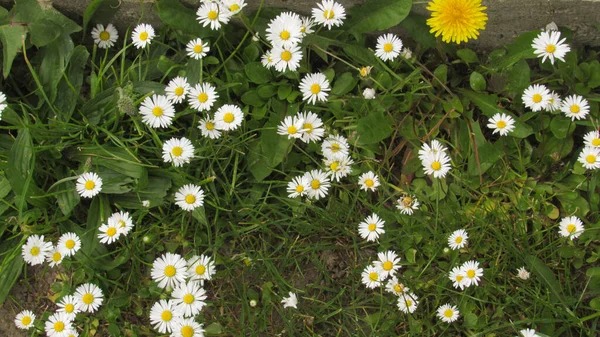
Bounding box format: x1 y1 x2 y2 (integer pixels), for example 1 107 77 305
198 117 222 139
91 23 118 49
171 281 207 317
221 0 246 15
584 130 600 147
149 299 183 334
558 215 584 239
437 303 460 323
561 94 589 121
272 44 303 72
196 2 231 30
448 229 468 250
21 234 53 266
375 33 403 62
358 171 379 192
76 172 103 198
281 292 298 309
545 91 562 111
520 328 540 337
357 213 385 242
395 194 419 215
361 265 383 289
261 51 275 69
57 232 81 257
188 83 218 112
0 92 7 118
422 151 452 178
324 156 353 182
139 94 175 128
131 23 155 49
362 88 376 100
516 266 530 280
312 0 346 30
544 21 558 32
46 246 65 267
385 276 409 296
418 140 447 161
44 312 73 337
522 84 551 112
397 292 418 313
359 66 372 78
14 310 35 330
74 283 104 313
162 137 195 167
266 12 303 49
532 30 570 64
303 169 331 200
300 16 315 35
578 146 600 170
277 115 305 139
299 73 330 105
487 113 515 136
57 295 81 319
373 250 401 278
98 220 123 244
459 260 484 288
321 134 350 161
165 76 190 104
449 266 466 290
287 175 310 198
171 317 205 337
186 38 210 59
187 254 216 281
174 184 205 211
151 252 187 289
400 48 413 59
297 111 325 143
214 104 244 131
109 211 134 236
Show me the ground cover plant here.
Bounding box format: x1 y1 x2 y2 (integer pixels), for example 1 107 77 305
0 0 599 336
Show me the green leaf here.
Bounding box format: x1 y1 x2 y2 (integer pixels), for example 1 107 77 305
12 0 43 23
524 255 565 303
277 83 292 100
550 116 575 139
155 0 216 37
398 14 436 49
433 64 447 85
460 90 509 117
39 34 74 103
55 180 80 216
357 110 393 145
83 0 120 36
55 46 89 121
0 244 24 305
245 62 272 84
0 25 27 78
457 49 479 64
257 84 277 99
133 81 166 95
331 72 357 96
29 19 61 47
508 59 530 98
241 90 265 107
347 0 412 36
469 71 486 91
204 323 223 335
73 146 146 179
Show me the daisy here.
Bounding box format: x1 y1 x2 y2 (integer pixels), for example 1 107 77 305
14 310 35 330
214 104 244 131
172 281 207 317
584 130 600 147
171 317 205 337
321 134 350 160
162 137 195 167
546 91 562 111
422 151 452 178
281 292 298 309
459 260 484 287
300 16 315 35
272 44 302 72
196 2 230 30
448 229 468 250
303 169 331 200
297 111 325 143
559 216 584 239
139 94 175 128
108 211 134 236
395 194 420 215
91 23 118 49
131 23 155 49
358 171 380 192
74 283 103 313
359 66 372 78
426 0 488 44
57 295 81 319
98 220 123 244
47 246 65 267
186 38 210 59
448 266 466 290
561 94 589 121
397 292 418 313
520 329 540 337
487 113 515 136
361 265 383 289
373 250 402 278
76 172 102 198
187 254 216 281
188 83 218 112
532 30 570 64
65 330 78 337
21 234 53 266
198 117 221 139
266 12 302 49
375 33 403 62
312 0 346 30
385 276 409 296
363 88 376 100
418 140 447 161
44 312 73 337
287 175 310 198
277 115 305 139
174 184 205 211
522 84 551 112
358 213 385 242
437 303 460 323
149 299 183 334
324 156 354 182
0 92 6 118
222 0 246 14
261 51 275 69
299 73 330 104
165 76 190 104
578 146 600 170
151 252 188 289
516 266 530 280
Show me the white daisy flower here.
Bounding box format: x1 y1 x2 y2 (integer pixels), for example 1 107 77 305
272 44 302 72
186 38 209 60
108 211 134 236
395 194 419 215
171 281 207 317
324 156 353 182
522 84 551 112
459 260 484 288
47 246 65 267
300 16 315 35
357 213 385 242
448 229 468 250
221 0 246 15
266 12 303 49
162 137 195 167
261 51 275 69
74 283 103 313
214 104 244 131
131 23 155 49
14 310 35 330
559 215 584 239
358 171 380 192
198 117 222 139
281 291 298 309
422 151 452 178
385 276 409 296
578 146 600 170
57 295 81 319
487 113 515 136
397 292 418 313
312 0 346 30
362 88 376 100
188 83 218 112
171 317 205 337
21 234 53 266
165 76 190 104
449 266 466 290
57 231 82 256
561 94 589 121
98 220 122 244
520 328 540 337
277 115 305 139
584 130 600 147
375 33 403 62
532 30 570 64
321 134 349 160
151 252 187 289
361 265 383 289
187 254 216 281
437 303 460 323
287 175 310 198
297 111 325 143
418 139 447 161
0 92 6 118
299 73 330 104
139 94 175 128
65 329 78 337
303 169 331 200
76 172 102 198
44 312 73 337
545 91 562 111
149 299 183 334
174 184 205 211
196 2 230 30
91 23 118 49
373 250 401 278
516 266 530 280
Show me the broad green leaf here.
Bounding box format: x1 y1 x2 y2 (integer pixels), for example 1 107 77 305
55 180 80 216
42 7 81 36
489 31 537 71
277 83 292 100
331 72 356 96
457 49 479 64
0 243 24 305
508 59 530 98
0 25 27 78
343 45 379 68
357 110 393 145
398 14 436 49
133 81 166 95
29 19 61 47
83 0 120 36
433 64 447 85
469 71 486 91
245 62 272 84
155 0 216 37
524 255 565 303
204 323 223 335
468 142 502 176
55 45 89 121
39 34 74 103
73 146 147 179
347 0 412 36
241 90 265 106
460 90 509 117
257 84 277 99
550 116 575 139
12 0 43 23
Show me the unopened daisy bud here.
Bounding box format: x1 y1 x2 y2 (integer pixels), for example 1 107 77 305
362 88 376 100
249 299 257 307
516 266 530 280
252 33 259 42
400 48 413 59
143 235 151 243
545 21 558 31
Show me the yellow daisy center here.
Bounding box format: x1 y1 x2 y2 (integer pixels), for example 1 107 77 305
382 261 393 271
21 316 31 325
280 30 290 40
185 194 196 204
223 112 235 123
496 120 506 129
65 239 75 249
106 227 117 237
402 197 413 207
139 31 148 41
175 87 184 96
426 0 488 44
197 92 209 103
365 179 374 187
431 161 442 171
329 161 339 171
300 26 306 33
164 265 176 277
567 224 576 233
196 264 206 275
455 275 463 282
65 303 75 313
303 123 313 133
287 126 297 134
383 43 393 53
295 185 304 193
323 9 334 19
181 325 194 337
311 179 321 189
281 50 292 61
230 4 240 12
161 310 172 322
570 105 580 113
310 84 321 94
85 180 95 190
405 300 413 307
444 309 454 318
592 138 600 146
532 94 542 103
54 321 65 332
586 154 596 164
359 67 370 77
546 44 556 53
171 146 183 157
207 10 218 20
206 121 215 130
455 236 463 244
52 251 62 262
118 220 126 228
82 293 94 305
99 31 110 41
193 44 203 53
368 223 376 231
30 247 40 256
368 272 378 281
152 106 163 117
394 284 403 293
183 294 195 304
467 269 476 278
331 143 340 152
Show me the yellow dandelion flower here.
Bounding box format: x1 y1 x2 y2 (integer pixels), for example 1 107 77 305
426 0 488 44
